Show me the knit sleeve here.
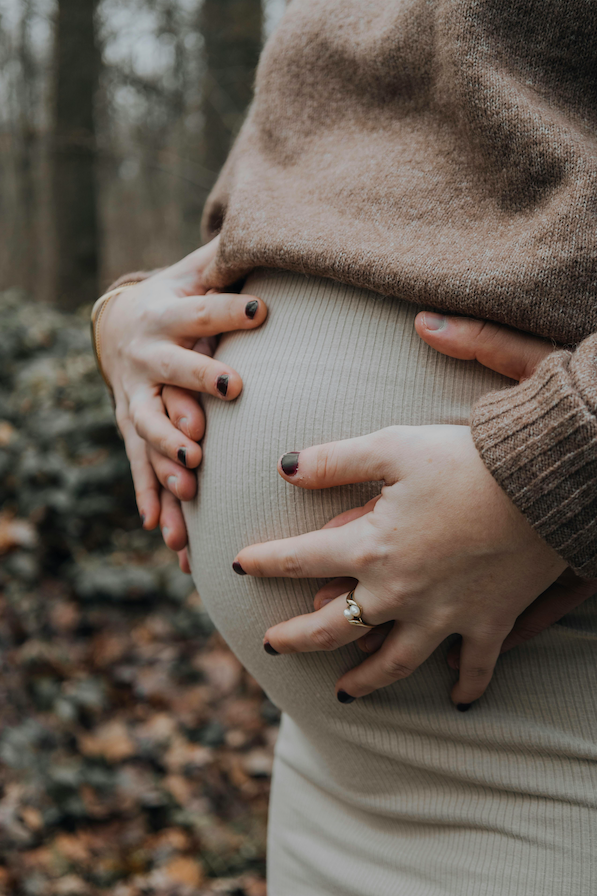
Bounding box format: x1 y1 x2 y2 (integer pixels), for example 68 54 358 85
471 333 597 579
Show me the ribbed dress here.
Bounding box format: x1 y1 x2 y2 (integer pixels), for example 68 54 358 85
184 270 597 895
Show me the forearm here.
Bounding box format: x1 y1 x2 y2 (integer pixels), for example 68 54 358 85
472 333 597 578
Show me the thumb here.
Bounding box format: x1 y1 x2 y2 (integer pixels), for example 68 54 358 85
415 313 556 382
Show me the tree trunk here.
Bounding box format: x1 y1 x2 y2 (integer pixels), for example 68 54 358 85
50 0 100 309
200 0 263 179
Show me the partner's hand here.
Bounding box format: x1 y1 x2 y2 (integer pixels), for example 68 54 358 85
414 311 596 669
100 236 267 537
236 426 567 707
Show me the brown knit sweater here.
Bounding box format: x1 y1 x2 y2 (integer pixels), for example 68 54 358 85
196 0 597 578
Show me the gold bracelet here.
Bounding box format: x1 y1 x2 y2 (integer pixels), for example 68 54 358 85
90 281 142 396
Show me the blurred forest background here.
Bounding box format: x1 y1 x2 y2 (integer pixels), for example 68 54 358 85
1 0 285 306
0 2 285 894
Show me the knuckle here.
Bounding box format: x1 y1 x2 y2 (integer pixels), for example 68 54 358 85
381 657 415 680
193 300 212 330
465 665 492 681
157 351 175 382
352 535 384 570
315 446 338 483
280 552 304 577
309 624 340 652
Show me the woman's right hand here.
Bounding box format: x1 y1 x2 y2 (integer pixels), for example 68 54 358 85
99 236 267 542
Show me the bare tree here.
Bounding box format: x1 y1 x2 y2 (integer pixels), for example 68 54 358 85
50 0 100 309
200 0 263 178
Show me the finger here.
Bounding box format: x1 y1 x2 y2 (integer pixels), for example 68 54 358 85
159 488 189 552
312 577 389 655
450 635 503 707
336 622 445 700
160 293 267 339
129 390 202 468
414 313 555 382
162 385 205 441
147 445 199 502
313 577 357 610
119 415 160 529
321 496 381 530
264 587 386 656
178 548 191 575
277 430 400 490
499 572 597 654
146 343 244 399
357 622 393 654
235 516 370 579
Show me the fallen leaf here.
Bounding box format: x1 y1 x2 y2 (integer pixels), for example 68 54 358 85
162 855 204 888
78 720 136 763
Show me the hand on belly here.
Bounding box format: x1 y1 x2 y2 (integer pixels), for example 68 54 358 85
233 314 595 710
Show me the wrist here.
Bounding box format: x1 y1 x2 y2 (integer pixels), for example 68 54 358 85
91 280 142 395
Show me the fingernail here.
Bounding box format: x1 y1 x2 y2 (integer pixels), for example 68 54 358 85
245 300 259 319
280 452 299 476
162 527 170 540
217 374 229 396
179 417 190 437
320 597 335 607
232 561 246 576
140 512 146 527
423 312 447 331
456 702 472 712
264 641 279 656
337 690 356 704
177 447 187 467
167 475 180 497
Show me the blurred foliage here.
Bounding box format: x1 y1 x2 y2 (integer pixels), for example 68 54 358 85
0 291 279 895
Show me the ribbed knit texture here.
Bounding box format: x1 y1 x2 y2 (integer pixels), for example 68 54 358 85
201 0 597 577
184 271 597 896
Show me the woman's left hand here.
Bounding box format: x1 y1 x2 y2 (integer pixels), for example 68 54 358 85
234 425 568 707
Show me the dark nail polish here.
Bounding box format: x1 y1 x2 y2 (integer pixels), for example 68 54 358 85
177 447 187 467
140 513 146 526
264 641 279 656
217 375 229 396
232 561 246 576
281 452 299 476
456 703 472 712
245 300 259 319
337 690 356 704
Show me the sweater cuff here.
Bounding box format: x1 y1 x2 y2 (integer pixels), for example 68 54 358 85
471 339 597 579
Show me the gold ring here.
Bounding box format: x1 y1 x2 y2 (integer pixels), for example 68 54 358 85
343 590 373 628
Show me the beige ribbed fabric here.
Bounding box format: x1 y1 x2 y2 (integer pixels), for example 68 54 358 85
184 271 597 895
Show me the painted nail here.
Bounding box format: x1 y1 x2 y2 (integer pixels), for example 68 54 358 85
264 641 279 656
245 300 259 319
232 561 247 576
423 312 447 331
456 702 472 712
167 475 179 497
140 513 146 526
217 374 229 396
280 452 299 476
337 690 356 704
177 447 187 467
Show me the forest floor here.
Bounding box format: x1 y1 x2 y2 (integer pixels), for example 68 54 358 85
0 290 277 896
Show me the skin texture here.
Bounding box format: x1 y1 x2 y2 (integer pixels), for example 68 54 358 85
99 236 267 559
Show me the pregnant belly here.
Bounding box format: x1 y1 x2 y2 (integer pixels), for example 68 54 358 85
184 269 518 717
183 269 597 847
